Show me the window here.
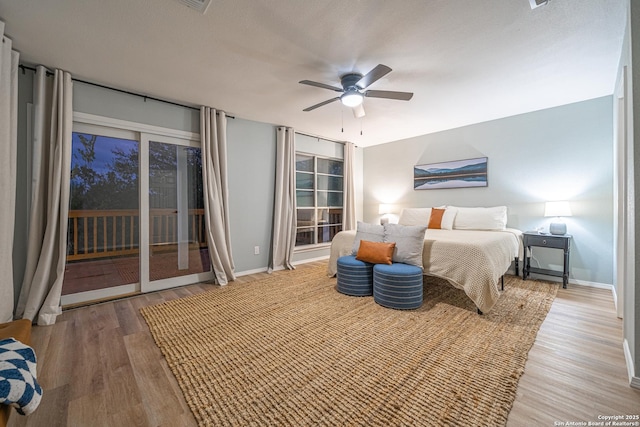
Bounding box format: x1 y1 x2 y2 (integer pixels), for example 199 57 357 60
66 128 142 294
295 153 343 246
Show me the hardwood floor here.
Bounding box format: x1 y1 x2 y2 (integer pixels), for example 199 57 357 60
508 283 640 425
8 261 640 426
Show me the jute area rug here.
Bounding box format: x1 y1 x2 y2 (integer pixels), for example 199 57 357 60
140 265 558 426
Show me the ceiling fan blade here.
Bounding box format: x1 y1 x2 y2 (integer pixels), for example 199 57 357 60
352 103 365 118
365 90 413 101
299 80 343 92
303 97 340 112
356 64 392 89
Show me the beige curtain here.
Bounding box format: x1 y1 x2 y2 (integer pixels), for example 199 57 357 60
268 127 296 272
0 22 19 322
343 142 356 231
16 66 73 325
201 107 236 285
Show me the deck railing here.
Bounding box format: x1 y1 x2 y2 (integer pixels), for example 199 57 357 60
67 209 207 261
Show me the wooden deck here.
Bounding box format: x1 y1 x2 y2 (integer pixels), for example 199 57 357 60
62 208 211 297
62 248 210 295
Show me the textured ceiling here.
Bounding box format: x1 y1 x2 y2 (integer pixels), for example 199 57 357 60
0 0 627 147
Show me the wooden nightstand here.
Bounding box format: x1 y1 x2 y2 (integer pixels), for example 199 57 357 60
522 232 571 288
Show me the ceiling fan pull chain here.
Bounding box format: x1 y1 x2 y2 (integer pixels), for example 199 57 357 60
341 106 344 133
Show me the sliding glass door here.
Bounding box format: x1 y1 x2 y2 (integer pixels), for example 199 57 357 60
61 122 212 305
62 124 141 303
141 135 212 292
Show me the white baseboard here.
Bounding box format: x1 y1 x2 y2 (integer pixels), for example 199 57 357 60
623 339 640 389
235 267 269 277
525 273 613 290
235 255 329 277
292 255 329 265
570 278 614 290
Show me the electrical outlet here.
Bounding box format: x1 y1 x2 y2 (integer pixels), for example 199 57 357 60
254 246 260 255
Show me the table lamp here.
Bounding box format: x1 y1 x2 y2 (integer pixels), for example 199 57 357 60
378 204 391 225
544 201 572 235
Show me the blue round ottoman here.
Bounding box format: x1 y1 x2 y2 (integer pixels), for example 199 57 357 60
373 263 424 309
336 255 374 296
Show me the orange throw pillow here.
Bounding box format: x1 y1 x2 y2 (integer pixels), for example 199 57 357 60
428 208 446 229
356 240 395 264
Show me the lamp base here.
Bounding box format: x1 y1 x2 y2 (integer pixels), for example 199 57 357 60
549 222 566 235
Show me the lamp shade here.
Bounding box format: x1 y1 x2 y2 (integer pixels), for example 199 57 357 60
544 201 572 217
378 204 392 215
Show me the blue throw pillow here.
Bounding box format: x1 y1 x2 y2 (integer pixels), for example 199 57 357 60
0 338 42 416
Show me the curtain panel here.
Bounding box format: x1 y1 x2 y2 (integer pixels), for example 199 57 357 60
16 66 73 325
200 107 236 285
268 127 296 272
0 22 19 322
343 142 356 231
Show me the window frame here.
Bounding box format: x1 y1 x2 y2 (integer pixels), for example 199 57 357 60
61 113 212 306
294 151 344 249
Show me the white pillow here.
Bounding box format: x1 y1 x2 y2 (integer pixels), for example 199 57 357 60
441 207 457 230
451 206 507 231
383 223 427 268
398 208 432 226
351 221 385 254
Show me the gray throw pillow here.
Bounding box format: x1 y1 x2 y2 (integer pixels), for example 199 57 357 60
351 221 385 254
383 223 427 268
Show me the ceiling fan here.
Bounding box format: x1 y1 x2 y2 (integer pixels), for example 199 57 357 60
299 64 413 118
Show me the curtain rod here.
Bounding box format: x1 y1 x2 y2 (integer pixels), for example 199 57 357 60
18 64 235 119
293 130 350 146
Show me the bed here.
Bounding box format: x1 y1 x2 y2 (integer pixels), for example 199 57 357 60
328 206 523 313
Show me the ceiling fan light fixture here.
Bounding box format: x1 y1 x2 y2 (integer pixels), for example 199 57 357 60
341 90 363 107
300 64 413 113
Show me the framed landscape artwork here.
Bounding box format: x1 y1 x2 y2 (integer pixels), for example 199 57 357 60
414 157 488 190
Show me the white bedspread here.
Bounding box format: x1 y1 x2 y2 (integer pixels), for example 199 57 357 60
328 228 522 313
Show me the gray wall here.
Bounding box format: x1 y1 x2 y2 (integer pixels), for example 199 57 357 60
363 96 614 286
227 118 276 273
74 81 200 133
